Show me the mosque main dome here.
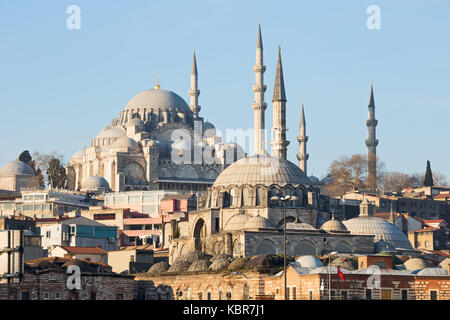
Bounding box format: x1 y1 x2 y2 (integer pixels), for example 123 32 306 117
124 88 191 113
213 153 311 188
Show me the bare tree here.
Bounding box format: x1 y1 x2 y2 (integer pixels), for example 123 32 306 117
32 151 67 189
381 172 416 193
323 153 385 197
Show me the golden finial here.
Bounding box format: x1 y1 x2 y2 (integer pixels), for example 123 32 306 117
154 74 160 90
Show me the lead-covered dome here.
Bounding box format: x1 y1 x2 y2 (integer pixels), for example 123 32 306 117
81 176 110 191
213 154 311 188
244 214 273 230
97 126 127 139
321 216 348 233
343 216 413 250
0 160 35 176
124 89 191 113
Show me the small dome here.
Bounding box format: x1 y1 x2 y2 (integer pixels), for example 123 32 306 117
71 150 84 160
295 255 323 268
213 154 311 188
81 176 110 191
147 261 169 273
188 259 211 272
309 176 320 183
168 260 191 273
321 217 348 233
343 216 413 250
111 137 140 150
439 258 450 270
124 89 191 113
404 258 428 271
97 126 127 138
281 222 317 231
416 267 448 276
224 214 249 231
244 214 273 230
0 160 35 176
209 257 230 271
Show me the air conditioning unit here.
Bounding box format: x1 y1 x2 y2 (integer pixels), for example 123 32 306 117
108 237 115 243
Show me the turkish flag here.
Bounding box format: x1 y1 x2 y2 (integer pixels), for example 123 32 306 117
338 267 346 282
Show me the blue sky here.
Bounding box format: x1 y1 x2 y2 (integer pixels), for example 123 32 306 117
0 1 449 179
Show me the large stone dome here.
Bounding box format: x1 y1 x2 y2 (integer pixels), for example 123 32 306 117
124 88 191 113
0 160 35 176
343 216 413 250
213 154 311 188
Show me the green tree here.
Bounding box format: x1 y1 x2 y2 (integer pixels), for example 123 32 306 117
18 150 32 164
46 157 67 189
423 160 434 187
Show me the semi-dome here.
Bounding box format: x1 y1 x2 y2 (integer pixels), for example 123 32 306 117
404 258 428 271
224 214 248 231
374 239 396 253
321 216 348 233
81 176 110 191
343 216 413 250
0 160 35 176
111 137 140 150
295 255 323 268
124 89 191 113
213 154 311 188
127 118 144 126
244 214 273 230
97 126 127 139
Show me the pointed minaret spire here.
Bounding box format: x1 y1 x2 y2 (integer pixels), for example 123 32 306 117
270 46 289 159
365 81 378 191
297 103 309 175
252 23 267 154
272 46 286 101
189 50 201 119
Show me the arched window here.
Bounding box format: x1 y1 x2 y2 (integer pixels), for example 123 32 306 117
293 241 316 256
256 239 277 255
186 287 192 300
243 284 249 300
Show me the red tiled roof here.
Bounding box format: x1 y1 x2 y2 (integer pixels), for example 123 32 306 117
60 246 107 255
434 193 450 199
411 227 438 233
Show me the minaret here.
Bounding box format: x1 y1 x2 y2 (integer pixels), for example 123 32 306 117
189 51 201 119
270 46 289 159
297 103 309 174
252 23 267 154
365 81 378 191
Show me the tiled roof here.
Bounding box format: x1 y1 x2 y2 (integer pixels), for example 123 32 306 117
60 246 107 255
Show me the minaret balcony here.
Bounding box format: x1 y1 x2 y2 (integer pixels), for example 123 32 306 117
366 119 378 127
297 135 308 142
253 65 266 73
252 102 267 110
297 154 309 161
189 89 200 96
252 84 267 92
365 139 379 147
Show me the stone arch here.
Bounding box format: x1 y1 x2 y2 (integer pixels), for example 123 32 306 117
159 167 172 178
124 161 145 180
193 218 206 251
277 215 297 228
125 186 131 191
334 241 352 253
205 169 219 180
232 238 241 256
176 165 199 179
293 240 316 256
256 239 277 255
